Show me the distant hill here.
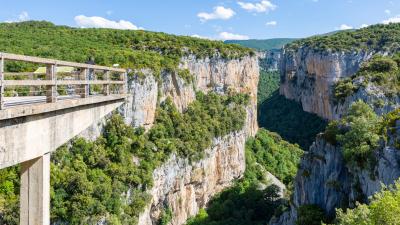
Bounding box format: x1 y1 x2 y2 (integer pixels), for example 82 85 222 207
225 38 297 51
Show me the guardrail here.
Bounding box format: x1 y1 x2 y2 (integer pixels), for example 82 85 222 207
0 53 127 109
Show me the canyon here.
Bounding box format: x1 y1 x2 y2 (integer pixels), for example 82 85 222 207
124 55 259 225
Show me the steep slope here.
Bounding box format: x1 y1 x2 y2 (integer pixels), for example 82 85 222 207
0 21 259 225
272 103 400 225
272 24 400 225
280 23 400 120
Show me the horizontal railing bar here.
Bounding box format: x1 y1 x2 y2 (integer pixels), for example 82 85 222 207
4 80 54 86
1 53 126 73
58 80 125 85
4 80 125 86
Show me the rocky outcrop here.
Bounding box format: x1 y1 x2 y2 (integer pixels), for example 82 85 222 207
271 134 400 225
258 50 282 71
127 55 259 136
280 47 374 120
333 83 400 119
138 131 247 225
123 55 259 225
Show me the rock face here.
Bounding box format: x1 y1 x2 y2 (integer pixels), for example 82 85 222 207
126 55 259 136
138 131 247 225
280 47 374 120
334 83 400 119
271 135 400 225
258 50 282 71
123 55 259 225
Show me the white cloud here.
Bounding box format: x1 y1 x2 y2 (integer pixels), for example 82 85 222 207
238 0 277 13
18 11 29 21
5 11 29 23
360 24 369 28
385 9 391 15
106 10 113 16
382 15 400 24
218 31 249 40
266 21 277 26
337 24 353 30
197 6 235 22
74 15 143 30
191 34 213 40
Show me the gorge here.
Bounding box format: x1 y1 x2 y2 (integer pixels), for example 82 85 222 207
1 20 400 225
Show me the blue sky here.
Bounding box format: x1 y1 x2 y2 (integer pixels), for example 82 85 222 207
1 0 400 40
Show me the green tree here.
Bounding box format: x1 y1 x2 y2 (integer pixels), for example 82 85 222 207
336 180 400 225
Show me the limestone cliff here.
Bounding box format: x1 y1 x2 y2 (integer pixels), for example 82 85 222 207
271 132 400 225
123 55 259 225
258 49 282 71
280 47 374 120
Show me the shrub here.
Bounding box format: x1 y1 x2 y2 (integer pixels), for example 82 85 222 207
322 101 381 168
336 179 400 225
333 55 400 102
286 23 400 53
296 204 327 225
334 79 356 102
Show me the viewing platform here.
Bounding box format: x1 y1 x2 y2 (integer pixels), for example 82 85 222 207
0 53 129 225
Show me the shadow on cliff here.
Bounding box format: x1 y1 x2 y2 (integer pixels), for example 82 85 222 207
258 91 328 150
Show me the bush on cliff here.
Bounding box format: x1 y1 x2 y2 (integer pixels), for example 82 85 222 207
334 55 400 102
336 179 400 225
323 101 381 168
0 91 249 225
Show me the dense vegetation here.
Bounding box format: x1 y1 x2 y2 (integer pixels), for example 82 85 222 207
296 204 327 225
257 71 280 105
0 91 249 224
323 101 386 169
259 91 328 150
335 179 400 225
225 38 296 51
287 23 400 53
245 129 303 186
334 54 400 103
0 21 253 79
186 129 303 225
0 167 19 224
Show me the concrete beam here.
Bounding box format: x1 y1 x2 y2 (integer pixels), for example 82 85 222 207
0 98 125 169
0 95 125 120
20 154 50 225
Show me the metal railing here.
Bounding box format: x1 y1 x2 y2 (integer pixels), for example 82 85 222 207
0 53 127 109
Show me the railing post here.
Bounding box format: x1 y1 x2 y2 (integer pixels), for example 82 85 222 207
121 71 128 94
46 64 57 103
0 55 4 109
103 70 110 96
79 68 89 98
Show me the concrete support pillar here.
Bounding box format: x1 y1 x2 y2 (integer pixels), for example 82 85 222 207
121 72 127 95
46 64 57 103
20 153 50 225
